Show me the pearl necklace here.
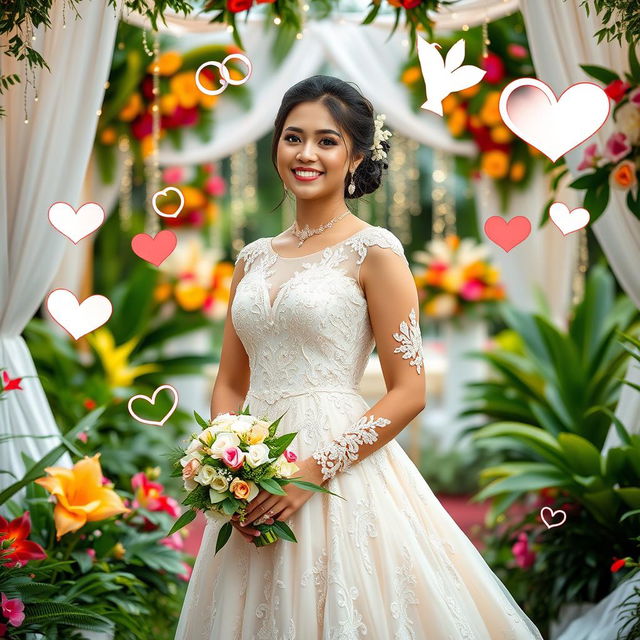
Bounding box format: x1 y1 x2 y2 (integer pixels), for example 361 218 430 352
291 210 350 247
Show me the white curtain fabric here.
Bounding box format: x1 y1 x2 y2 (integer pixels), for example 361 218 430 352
474 165 579 328
0 0 121 497
520 0 640 446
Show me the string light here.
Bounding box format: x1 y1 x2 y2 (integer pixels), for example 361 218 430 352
482 16 490 58
145 31 161 234
274 17 281 25
119 135 133 232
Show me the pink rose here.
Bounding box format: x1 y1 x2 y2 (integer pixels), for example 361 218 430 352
86 548 96 560
162 166 185 184
629 87 640 108
205 175 226 196
160 532 184 551
283 449 297 462
460 280 484 301
507 43 528 59
1 593 25 627
604 132 632 163
577 143 599 171
222 446 245 470
511 533 536 569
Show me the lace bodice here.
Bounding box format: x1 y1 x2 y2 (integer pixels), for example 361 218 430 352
231 226 408 404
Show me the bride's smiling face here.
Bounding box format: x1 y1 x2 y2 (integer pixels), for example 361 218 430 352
276 101 360 199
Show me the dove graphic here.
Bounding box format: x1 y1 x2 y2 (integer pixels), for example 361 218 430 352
418 37 486 116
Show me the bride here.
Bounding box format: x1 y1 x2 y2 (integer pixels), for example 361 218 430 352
174 74 544 639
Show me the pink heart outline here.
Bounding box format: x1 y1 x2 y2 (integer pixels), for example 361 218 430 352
540 506 567 529
127 384 179 427
499 78 610 162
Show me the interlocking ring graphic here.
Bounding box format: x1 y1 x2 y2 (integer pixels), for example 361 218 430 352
194 53 252 96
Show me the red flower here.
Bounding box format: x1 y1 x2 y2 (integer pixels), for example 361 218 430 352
511 532 536 569
1 371 22 392
131 472 181 518
83 398 97 410
227 0 253 12
0 512 47 568
467 119 509 153
481 53 505 84
131 112 153 140
161 105 199 129
388 0 421 8
141 75 155 102
611 557 627 572
604 79 630 103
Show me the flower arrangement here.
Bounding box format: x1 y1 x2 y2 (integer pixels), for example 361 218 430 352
400 15 541 208
94 22 248 184
562 46 640 222
411 235 506 320
168 408 343 551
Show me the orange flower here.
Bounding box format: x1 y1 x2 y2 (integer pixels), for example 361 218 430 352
141 135 155 158
463 261 485 280
469 115 482 128
611 159 637 190
458 84 480 99
401 66 422 85
154 282 172 303
149 51 182 76
169 72 200 109
479 91 502 127
481 150 509 179
160 94 179 116
182 185 206 209
34 454 129 540
99 127 117 145
484 265 501 285
175 281 208 311
119 93 143 122
441 94 459 116
527 144 543 157
424 269 444 287
447 107 467 137
445 235 460 251
200 92 220 109
206 201 219 223
491 125 513 144
510 162 526 182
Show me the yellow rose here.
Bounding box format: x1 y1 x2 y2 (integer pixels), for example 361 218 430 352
160 94 179 116
175 281 208 311
154 282 172 303
169 72 200 109
246 423 270 445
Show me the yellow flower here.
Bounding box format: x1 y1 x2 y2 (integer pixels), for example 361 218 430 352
441 94 459 116
175 281 208 311
149 51 182 76
490 125 513 144
510 162 526 182
160 94 179 116
463 261 485 280
34 454 130 540
86 327 160 388
441 267 464 293
170 72 200 109
246 423 270 445
119 93 143 122
481 150 509 179
154 282 173 303
100 127 117 145
112 542 126 559
200 92 220 109
401 66 422 85
485 265 502 285
447 107 467 137
479 91 502 127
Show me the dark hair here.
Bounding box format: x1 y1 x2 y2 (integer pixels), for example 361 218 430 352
270 75 390 211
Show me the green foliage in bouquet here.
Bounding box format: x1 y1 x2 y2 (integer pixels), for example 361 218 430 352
575 0 640 44
167 407 344 553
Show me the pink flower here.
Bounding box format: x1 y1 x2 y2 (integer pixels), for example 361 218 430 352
1 593 25 627
77 431 88 443
460 280 485 301
177 561 193 582
204 175 226 196
604 132 632 163
222 446 245 470
629 87 640 107
132 472 181 518
202 163 215 174
101 476 112 486
481 53 505 84
162 167 185 184
160 532 184 552
182 458 200 480
507 44 528 59
577 143 599 170
283 449 297 463
511 533 536 569
86 548 96 560
0 622 6 635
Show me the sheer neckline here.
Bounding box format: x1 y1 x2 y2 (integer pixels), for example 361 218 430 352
268 225 376 260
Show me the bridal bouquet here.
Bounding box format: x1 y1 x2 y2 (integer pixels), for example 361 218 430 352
167 407 342 552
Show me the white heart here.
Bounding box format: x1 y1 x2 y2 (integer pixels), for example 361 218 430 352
48 202 105 244
549 202 591 235
540 506 567 529
152 187 185 219
128 384 179 426
499 78 610 162
46 289 113 340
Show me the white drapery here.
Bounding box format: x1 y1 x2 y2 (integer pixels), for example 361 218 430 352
0 1 121 496
520 0 640 447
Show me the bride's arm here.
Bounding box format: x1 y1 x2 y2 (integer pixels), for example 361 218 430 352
309 243 427 482
210 256 251 419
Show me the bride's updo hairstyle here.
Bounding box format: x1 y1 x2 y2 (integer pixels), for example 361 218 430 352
271 75 391 205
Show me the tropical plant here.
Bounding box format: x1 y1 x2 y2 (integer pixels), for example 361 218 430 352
575 0 640 44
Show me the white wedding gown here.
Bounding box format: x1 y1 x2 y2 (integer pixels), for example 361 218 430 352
174 226 544 640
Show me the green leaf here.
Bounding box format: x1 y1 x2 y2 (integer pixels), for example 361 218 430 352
579 64 620 84
626 185 640 219
258 478 287 495
284 478 346 499
584 181 611 224
557 433 602 476
615 487 640 509
215 521 233 555
270 519 297 543
629 44 640 83
474 466 573 501
194 410 209 428
166 508 196 536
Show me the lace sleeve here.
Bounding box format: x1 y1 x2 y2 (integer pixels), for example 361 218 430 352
310 238 427 482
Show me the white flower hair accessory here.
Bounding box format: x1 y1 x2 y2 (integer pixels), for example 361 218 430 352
370 113 392 162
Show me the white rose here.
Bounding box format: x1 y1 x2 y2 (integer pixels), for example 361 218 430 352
230 415 256 435
194 464 218 486
210 413 237 430
617 103 640 145
184 476 198 492
180 450 204 466
245 443 271 468
273 455 299 478
209 472 230 493
186 438 203 454
209 432 241 458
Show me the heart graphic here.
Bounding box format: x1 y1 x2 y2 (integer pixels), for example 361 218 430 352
540 506 567 529
131 230 177 266
484 216 531 252
128 384 179 426
152 187 185 219
46 289 112 340
549 202 590 235
48 202 105 244
499 78 610 162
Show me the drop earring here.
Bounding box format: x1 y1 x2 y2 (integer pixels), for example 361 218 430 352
347 172 356 196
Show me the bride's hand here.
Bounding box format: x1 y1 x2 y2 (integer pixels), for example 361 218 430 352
230 513 275 543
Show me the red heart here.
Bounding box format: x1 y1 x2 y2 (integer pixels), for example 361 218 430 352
131 230 177 266
484 216 531 252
